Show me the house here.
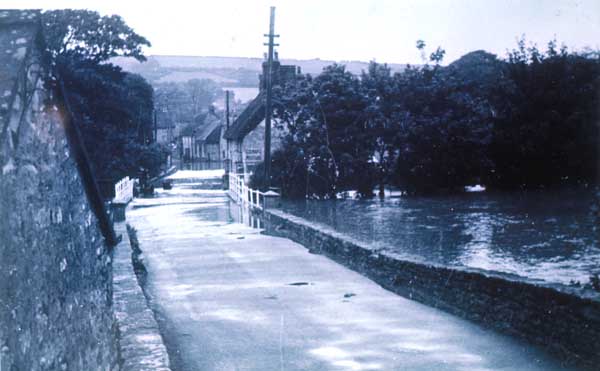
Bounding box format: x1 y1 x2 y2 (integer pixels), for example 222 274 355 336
201 124 222 162
179 108 223 162
154 109 181 144
223 58 300 174
155 121 176 144
180 135 195 161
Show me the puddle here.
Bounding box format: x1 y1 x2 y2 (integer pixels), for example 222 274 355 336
288 282 312 286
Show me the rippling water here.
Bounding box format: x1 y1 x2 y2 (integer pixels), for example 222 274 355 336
276 189 600 285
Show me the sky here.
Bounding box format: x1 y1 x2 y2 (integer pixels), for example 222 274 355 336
3 0 600 64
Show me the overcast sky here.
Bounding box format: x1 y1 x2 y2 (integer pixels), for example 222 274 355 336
4 0 600 64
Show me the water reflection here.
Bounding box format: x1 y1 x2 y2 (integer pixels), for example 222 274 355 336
230 200 263 229
160 184 263 230
276 189 600 285
137 174 600 285
459 213 496 272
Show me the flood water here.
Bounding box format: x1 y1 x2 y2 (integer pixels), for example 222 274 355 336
128 171 576 371
276 189 600 286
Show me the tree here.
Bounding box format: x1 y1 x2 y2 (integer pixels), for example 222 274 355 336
361 62 398 197
154 80 222 128
490 39 600 189
263 39 599 198
186 79 220 117
268 65 370 198
58 59 166 180
42 10 150 64
41 10 167 181
389 44 497 194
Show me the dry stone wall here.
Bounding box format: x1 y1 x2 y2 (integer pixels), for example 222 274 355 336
0 11 118 371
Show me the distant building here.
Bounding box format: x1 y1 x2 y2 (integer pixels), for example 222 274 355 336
154 110 178 144
179 108 223 162
180 134 195 161
201 124 222 162
223 59 300 174
155 123 176 144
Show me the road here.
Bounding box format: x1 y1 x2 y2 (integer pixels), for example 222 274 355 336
127 170 572 371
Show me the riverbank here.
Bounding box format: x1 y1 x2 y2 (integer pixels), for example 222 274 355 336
259 207 600 369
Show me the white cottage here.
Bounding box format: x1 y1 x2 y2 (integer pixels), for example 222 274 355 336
223 60 300 175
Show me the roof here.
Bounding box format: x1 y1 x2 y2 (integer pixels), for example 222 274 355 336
223 92 265 141
180 111 222 140
196 112 221 140
204 124 221 144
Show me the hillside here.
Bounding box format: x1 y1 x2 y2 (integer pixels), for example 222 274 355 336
112 55 410 87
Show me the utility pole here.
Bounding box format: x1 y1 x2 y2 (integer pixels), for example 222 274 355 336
225 90 230 130
225 90 230 173
153 109 158 143
263 6 279 190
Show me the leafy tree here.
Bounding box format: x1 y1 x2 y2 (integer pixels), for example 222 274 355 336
42 10 150 64
430 47 446 65
250 143 309 199
154 82 188 124
361 62 398 196
490 39 600 189
265 65 371 198
416 40 427 62
42 10 166 181
389 45 498 194
187 79 220 117
260 38 599 198
58 59 166 180
154 79 222 127
310 65 370 196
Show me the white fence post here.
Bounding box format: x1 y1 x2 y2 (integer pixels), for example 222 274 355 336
113 176 133 203
227 172 264 211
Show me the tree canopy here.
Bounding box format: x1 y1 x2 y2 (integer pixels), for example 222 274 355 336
42 10 150 63
253 39 600 198
42 10 167 181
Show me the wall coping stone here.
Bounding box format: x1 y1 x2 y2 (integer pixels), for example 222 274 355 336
112 222 171 371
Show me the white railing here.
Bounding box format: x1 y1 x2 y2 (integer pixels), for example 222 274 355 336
228 172 265 210
114 176 134 204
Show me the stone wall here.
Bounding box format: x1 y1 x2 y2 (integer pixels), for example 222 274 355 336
0 12 118 370
112 223 171 371
261 208 600 369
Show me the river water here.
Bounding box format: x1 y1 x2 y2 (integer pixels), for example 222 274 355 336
275 189 600 286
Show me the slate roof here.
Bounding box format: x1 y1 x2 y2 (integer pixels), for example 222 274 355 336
204 124 221 144
196 112 221 140
223 92 265 141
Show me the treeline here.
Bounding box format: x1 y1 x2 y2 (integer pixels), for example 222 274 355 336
253 40 600 198
42 10 168 181
154 79 222 128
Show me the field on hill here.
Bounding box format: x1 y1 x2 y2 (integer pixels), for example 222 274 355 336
112 55 410 87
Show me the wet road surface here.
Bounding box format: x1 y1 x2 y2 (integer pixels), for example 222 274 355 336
127 170 574 371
